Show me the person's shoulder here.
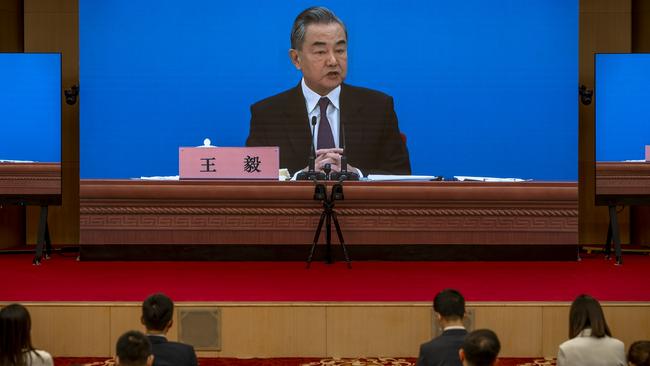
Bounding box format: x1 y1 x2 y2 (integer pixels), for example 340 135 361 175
559 335 602 350
606 336 625 349
251 85 300 112
166 340 196 352
28 350 53 366
558 336 580 349
342 83 392 102
419 335 445 351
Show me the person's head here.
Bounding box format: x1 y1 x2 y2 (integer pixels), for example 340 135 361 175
0 303 38 366
141 293 174 333
628 341 650 366
569 294 611 339
115 330 153 366
459 329 501 366
289 7 348 96
434 288 465 324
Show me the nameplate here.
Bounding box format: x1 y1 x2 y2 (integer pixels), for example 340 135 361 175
179 147 279 180
646 145 649 162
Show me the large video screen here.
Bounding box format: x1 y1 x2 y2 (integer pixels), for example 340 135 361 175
80 0 578 180
0 53 61 163
596 53 650 162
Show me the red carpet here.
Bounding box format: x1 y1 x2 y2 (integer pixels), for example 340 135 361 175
0 254 649 302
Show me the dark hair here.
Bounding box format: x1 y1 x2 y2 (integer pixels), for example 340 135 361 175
290 7 347 50
142 293 174 331
461 329 501 366
629 341 650 366
569 294 611 338
434 288 465 320
0 304 43 366
116 330 152 366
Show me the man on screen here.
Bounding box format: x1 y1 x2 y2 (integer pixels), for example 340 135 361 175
246 6 411 176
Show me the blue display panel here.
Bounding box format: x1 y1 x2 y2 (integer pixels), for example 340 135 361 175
80 0 577 179
0 53 61 162
596 54 650 162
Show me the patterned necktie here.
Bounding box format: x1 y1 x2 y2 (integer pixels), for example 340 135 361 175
316 97 335 149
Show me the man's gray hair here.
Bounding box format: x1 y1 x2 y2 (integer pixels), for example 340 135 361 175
290 7 347 50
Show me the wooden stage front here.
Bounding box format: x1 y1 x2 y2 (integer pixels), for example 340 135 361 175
0 162 61 204
596 162 650 204
79 180 578 260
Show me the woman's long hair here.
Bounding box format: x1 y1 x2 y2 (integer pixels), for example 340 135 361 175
569 294 612 339
0 304 41 366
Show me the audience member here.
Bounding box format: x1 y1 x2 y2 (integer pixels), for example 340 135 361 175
141 293 198 366
557 294 626 366
417 289 468 366
0 303 53 366
458 329 500 366
115 330 153 366
628 341 650 366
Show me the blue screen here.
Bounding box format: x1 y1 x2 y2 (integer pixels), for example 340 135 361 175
596 54 650 161
80 0 577 179
0 53 61 162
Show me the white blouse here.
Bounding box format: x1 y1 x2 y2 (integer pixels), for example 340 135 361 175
24 350 54 366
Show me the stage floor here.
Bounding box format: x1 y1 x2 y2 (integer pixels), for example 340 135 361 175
1 253 648 302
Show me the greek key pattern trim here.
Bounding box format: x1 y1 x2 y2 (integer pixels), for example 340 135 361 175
80 215 577 232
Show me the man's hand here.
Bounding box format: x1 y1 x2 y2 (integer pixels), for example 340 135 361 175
299 148 358 175
315 148 344 172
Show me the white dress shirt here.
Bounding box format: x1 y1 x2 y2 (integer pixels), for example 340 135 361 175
289 79 363 179
301 78 341 149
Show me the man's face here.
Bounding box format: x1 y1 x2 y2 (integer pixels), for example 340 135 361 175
290 22 348 96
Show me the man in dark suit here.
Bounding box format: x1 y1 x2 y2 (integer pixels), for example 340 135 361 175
141 293 197 366
417 289 468 366
246 6 411 176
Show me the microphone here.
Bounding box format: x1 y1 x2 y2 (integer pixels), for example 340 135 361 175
297 116 326 181
330 118 359 181
308 116 317 172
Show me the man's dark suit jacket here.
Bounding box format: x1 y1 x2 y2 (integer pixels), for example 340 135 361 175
246 83 411 175
416 328 468 366
147 335 198 366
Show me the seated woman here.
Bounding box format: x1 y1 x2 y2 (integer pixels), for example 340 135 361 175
0 303 53 366
628 341 650 366
557 294 626 366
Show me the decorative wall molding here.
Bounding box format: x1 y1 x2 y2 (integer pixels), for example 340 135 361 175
596 162 650 197
80 180 578 245
0 163 61 198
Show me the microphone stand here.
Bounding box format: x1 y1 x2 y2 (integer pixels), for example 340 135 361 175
300 114 352 268
306 163 352 269
329 119 359 181
329 155 359 181
297 116 326 181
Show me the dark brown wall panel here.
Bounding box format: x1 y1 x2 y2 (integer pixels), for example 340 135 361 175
0 0 23 52
578 0 631 245
24 0 79 245
632 0 650 52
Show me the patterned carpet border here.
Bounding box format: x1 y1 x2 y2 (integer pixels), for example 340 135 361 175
53 357 556 366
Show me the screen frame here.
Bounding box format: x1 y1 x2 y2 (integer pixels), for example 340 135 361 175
78 0 579 180
0 52 63 206
594 52 650 206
